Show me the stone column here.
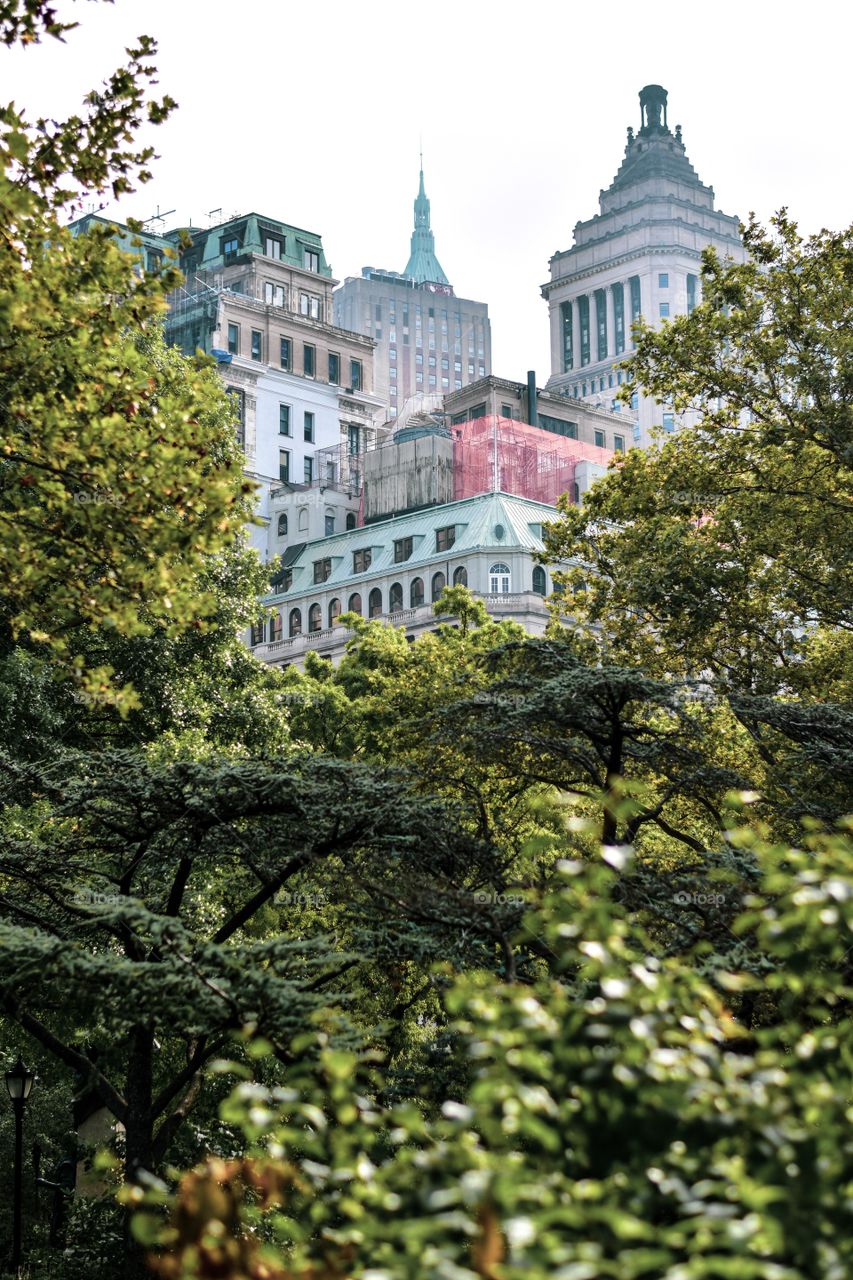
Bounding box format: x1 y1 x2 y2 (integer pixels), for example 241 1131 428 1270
572 296 582 372
605 286 616 366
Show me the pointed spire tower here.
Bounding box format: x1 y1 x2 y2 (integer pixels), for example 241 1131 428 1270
403 160 449 286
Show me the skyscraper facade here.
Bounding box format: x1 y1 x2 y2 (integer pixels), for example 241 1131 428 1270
542 85 747 446
334 168 491 422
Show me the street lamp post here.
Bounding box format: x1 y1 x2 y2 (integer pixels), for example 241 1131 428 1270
5 1058 35 1276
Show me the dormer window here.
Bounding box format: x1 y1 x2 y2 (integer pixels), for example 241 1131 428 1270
303 248 320 272
222 236 239 262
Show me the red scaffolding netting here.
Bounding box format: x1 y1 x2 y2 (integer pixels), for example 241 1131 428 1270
452 416 613 506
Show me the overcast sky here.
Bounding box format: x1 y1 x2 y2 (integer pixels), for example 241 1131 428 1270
5 0 850 377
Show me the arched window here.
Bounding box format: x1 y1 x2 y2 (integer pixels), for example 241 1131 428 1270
532 565 547 595
389 582 403 612
288 608 302 637
277 512 288 537
308 603 322 633
489 562 511 594
250 619 265 646
431 571 446 602
329 598 341 626
410 577 424 607
348 592 362 615
298 507 309 533
368 587 383 618
453 565 468 587
345 512 357 530
269 611 283 641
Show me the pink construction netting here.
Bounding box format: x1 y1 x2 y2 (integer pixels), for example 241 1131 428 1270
451 416 613 506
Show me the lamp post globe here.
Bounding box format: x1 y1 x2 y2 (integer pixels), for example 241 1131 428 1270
5 1057 35 1275
4 1058 35 1104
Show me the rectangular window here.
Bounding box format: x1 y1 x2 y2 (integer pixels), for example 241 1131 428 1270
659 302 670 318
227 322 239 354
304 411 314 442
300 293 321 320
303 248 320 272
303 344 315 377
687 273 698 315
595 289 608 362
279 449 290 483
594 429 606 449
350 359 362 391
500 404 512 418
222 236 239 262
265 236 282 259
226 387 245 449
251 331 262 361
612 282 625 355
313 556 331 583
325 512 335 535
328 352 340 385
394 536 413 563
614 435 625 453
304 456 314 484
353 547 372 573
560 300 573 371
658 272 669 288
539 414 578 439
264 283 286 307
578 295 591 365
435 525 456 552
347 424 361 455
279 404 291 436
662 411 675 432
280 336 291 370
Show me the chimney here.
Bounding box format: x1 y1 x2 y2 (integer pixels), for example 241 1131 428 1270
526 371 538 427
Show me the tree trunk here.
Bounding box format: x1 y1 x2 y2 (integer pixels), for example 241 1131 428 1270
123 1025 155 1280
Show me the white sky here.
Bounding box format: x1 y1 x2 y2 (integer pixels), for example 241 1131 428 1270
5 0 850 377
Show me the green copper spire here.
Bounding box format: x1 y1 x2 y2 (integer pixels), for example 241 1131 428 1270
403 163 449 285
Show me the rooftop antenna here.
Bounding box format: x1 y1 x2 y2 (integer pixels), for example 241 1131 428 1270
142 205 175 229
207 207 222 226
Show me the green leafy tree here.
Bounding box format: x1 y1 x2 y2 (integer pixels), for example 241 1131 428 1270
0 4 256 704
542 214 852 699
137 816 853 1280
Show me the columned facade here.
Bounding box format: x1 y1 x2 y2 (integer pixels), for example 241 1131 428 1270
542 85 747 446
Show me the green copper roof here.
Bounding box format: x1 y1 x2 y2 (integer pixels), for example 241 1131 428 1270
403 169 449 286
265 491 557 604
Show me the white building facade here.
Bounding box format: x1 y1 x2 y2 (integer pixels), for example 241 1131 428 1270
249 491 561 667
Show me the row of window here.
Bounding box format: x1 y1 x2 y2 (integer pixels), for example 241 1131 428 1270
560 273 699 371
278 405 316 441
254 563 550 645
276 511 357 538
227 324 362 389
309 525 456 582
222 233 320 274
